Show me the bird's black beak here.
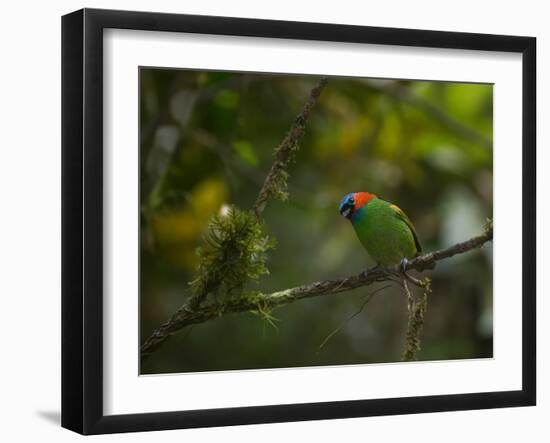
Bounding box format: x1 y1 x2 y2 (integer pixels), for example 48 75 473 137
340 205 352 219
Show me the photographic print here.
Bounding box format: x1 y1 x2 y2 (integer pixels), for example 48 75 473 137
139 69 493 375
62 10 536 433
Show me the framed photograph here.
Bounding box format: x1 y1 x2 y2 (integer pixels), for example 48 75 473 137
62 8 536 435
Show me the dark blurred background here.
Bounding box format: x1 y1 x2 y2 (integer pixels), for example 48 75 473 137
139 69 493 374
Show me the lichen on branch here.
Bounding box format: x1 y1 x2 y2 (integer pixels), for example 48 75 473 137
189 206 274 307
402 278 431 362
253 78 328 218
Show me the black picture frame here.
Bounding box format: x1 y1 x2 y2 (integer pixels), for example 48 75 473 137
62 8 536 435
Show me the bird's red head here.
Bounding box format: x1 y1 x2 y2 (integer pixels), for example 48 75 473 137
339 191 377 219
353 192 377 210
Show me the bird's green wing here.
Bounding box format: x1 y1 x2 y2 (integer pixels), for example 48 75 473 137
388 203 422 253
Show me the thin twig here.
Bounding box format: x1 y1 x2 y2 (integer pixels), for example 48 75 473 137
318 284 392 350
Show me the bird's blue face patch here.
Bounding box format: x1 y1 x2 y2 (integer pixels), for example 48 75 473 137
339 193 356 219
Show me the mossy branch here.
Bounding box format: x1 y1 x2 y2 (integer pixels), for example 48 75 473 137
253 77 328 218
402 278 431 361
186 207 274 310
141 223 492 362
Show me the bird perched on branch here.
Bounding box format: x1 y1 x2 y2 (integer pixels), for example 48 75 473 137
339 192 421 268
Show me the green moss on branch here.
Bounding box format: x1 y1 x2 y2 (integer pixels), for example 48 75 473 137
189 206 274 308
253 78 328 217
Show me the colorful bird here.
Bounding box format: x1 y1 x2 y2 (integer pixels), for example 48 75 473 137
339 192 421 267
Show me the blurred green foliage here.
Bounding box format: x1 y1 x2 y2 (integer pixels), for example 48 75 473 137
140 69 493 374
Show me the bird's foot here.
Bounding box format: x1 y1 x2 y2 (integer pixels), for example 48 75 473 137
399 257 409 274
399 257 424 288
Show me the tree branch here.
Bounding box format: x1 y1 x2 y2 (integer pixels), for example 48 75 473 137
253 78 328 218
140 222 492 362
402 279 430 361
